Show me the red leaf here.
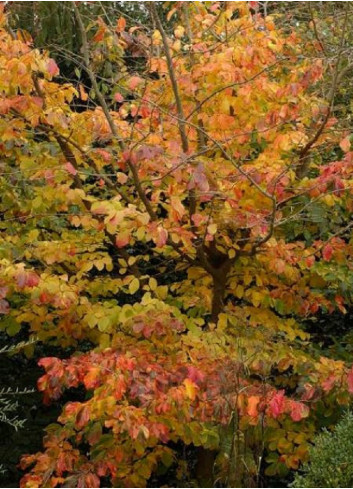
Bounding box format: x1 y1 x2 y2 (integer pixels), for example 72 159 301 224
322 374 336 392
289 401 309 422
84 367 101 389
76 404 90 429
305 256 315 268
187 366 205 384
322 243 333 261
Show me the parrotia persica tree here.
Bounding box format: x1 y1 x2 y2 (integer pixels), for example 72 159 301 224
1 1 353 486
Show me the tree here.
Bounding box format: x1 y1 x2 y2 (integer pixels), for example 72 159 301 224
0 1 353 486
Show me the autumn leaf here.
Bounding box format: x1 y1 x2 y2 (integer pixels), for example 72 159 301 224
340 135 351 153
322 243 333 261
247 396 260 417
183 378 198 400
116 17 126 33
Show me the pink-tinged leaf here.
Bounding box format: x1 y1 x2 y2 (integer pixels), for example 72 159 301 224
26 271 40 287
115 232 130 248
128 76 143 90
191 213 205 227
306 256 315 268
0 299 9 314
322 243 333 261
274 259 285 274
32 97 43 108
249 1 259 10
47 58 59 77
0 286 8 299
340 136 351 153
79 473 100 488
95 149 112 162
268 390 285 418
302 383 316 401
136 145 163 160
289 401 309 421
114 92 124 103
155 226 168 248
116 172 128 184
322 374 336 392
16 270 39 288
65 162 77 176
187 366 205 384
347 367 353 393
16 271 26 288
44 169 55 186
210 3 220 12
188 163 209 193
122 149 137 165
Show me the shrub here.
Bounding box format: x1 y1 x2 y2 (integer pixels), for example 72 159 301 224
293 411 353 488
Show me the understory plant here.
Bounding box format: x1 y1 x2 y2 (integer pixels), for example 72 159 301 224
293 411 353 488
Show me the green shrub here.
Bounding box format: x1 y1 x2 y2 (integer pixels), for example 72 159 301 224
293 411 353 487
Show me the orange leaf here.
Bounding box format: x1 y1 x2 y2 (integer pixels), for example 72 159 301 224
79 84 88 101
116 17 126 33
340 136 351 153
247 395 260 417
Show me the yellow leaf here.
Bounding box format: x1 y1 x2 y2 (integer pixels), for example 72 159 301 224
152 29 162 45
235 284 244 299
129 278 140 294
251 290 264 307
97 316 110 332
183 379 197 400
156 285 168 300
228 249 236 259
174 25 185 39
149 277 157 291
188 267 204 280
207 223 217 235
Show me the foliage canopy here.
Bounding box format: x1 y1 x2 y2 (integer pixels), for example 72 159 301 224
0 2 353 487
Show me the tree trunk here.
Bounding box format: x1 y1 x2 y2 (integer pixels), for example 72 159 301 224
211 269 229 323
